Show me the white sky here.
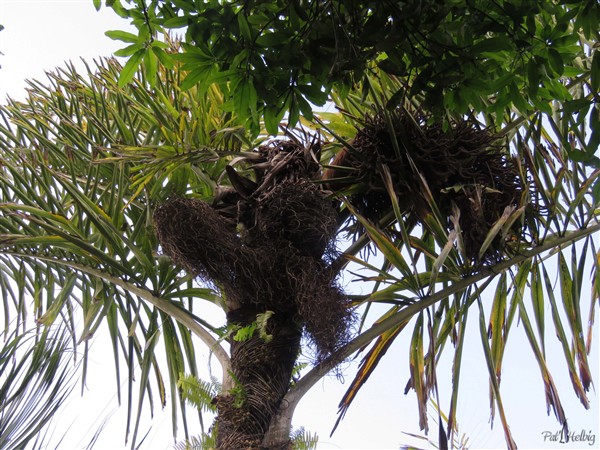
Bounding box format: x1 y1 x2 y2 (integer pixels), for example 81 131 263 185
0 2 598 450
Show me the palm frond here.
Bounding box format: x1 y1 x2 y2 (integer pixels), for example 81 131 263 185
0 44 247 448
0 326 76 450
316 41 599 447
290 426 318 450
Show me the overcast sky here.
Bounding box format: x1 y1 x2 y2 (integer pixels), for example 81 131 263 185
0 2 598 450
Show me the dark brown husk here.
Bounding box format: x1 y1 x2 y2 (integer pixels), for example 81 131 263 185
325 110 529 262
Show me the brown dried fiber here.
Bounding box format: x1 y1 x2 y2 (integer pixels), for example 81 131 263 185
153 140 354 362
325 111 529 262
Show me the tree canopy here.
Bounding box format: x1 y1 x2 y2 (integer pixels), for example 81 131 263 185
99 0 599 135
0 1 599 449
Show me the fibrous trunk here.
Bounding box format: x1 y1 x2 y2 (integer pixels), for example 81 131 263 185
216 313 301 449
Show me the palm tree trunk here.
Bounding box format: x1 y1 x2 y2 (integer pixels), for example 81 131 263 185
216 312 301 449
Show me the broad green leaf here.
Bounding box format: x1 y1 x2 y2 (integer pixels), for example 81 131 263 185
548 48 564 76
181 66 214 91
255 30 292 47
144 45 159 87
118 49 145 87
592 178 600 204
297 84 328 106
527 58 540 98
472 36 513 54
152 46 175 70
105 29 141 43
170 0 196 12
114 42 145 57
591 49 599 93
163 16 190 28
295 91 314 121
237 12 252 41
246 12 269 25
567 149 600 165
264 103 285 136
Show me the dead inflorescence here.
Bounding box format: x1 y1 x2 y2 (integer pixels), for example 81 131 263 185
153 196 241 285
324 110 530 262
252 138 322 192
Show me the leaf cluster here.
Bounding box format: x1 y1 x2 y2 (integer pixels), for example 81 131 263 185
319 69 599 449
100 0 599 135
231 311 274 343
177 373 220 413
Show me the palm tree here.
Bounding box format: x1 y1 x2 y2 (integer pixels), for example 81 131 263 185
0 39 598 450
321 71 599 448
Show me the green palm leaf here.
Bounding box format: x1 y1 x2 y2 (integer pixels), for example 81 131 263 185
318 46 599 446
0 327 76 450
0 45 243 448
